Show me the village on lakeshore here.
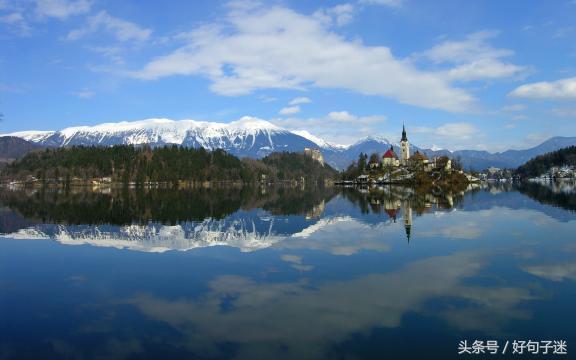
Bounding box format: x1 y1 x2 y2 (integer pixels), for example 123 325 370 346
2 123 576 190
335 126 479 186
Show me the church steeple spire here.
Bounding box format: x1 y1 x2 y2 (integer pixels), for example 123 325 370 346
400 124 409 164
405 224 411 243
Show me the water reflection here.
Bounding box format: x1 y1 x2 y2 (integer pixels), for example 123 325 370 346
119 252 533 360
0 182 575 359
516 180 576 212
0 185 471 252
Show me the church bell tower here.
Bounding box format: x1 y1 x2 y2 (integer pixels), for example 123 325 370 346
400 124 410 165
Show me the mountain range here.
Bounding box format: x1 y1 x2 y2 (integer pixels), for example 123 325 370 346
0 136 41 167
3 117 576 170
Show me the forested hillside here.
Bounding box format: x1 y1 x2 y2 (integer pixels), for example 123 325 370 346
1 145 337 185
0 136 41 166
515 146 576 177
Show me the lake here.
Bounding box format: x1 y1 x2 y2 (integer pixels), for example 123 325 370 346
0 182 575 359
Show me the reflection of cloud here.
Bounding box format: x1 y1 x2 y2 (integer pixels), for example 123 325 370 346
66 275 87 284
122 252 534 359
51 338 144 360
417 221 483 240
282 216 391 255
523 261 576 282
280 254 314 272
435 287 534 334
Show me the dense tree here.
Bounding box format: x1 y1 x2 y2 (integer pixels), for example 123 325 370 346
369 153 380 166
516 146 576 177
357 152 368 172
0 186 338 227
1 145 337 185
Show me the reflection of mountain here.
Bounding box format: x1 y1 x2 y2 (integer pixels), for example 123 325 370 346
9 211 295 252
515 181 576 213
0 186 423 252
0 187 338 252
461 183 576 222
2 184 576 252
2 211 399 254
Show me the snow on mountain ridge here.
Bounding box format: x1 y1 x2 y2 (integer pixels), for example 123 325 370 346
352 135 391 145
8 118 575 170
292 130 346 150
2 130 56 142
55 117 288 145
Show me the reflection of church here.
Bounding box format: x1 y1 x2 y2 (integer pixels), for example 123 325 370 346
367 184 462 243
382 196 412 243
402 200 412 242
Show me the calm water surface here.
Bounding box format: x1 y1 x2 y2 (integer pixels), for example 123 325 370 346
0 183 575 359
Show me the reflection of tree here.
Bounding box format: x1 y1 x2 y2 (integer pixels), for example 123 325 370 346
515 181 576 212
338 184 471 243
0 186 337 226
339 185 467 216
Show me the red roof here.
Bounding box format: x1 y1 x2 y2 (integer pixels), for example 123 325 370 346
383 148 398 159
385 208 397 219
411 151 428 161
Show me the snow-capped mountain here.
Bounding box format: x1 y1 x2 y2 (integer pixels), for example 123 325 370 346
4 117 327 160
291 130 346 151
4 117 576 170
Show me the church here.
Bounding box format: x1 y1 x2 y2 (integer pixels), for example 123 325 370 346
381 125 410 166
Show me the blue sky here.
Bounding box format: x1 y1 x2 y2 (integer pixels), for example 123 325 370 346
1 0 576 151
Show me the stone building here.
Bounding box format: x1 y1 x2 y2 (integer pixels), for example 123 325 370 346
303 147 325 166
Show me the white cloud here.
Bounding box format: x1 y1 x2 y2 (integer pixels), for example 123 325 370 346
35 0 91 20
327 111 357 122
553 26 575 39
0 82 27 93
502 104 526 112
435 122 478 138
289 96 311 105
279 106 300 115
0 12 31 35
552 107 576 117
131 4 475 112
72 89 94 99
512 114 528 121
360 0 404 7
419 31 527 82
410 122 482 150
85 45 125 64
413 122 478 140
509 76 576 100
272 111 387 145
523 132 551 147
67 10 151 42
258 94 277 103
314 3 356 27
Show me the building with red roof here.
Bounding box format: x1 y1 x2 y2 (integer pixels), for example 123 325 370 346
382 146 400 167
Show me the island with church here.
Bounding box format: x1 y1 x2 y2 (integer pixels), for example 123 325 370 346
337 126 477 187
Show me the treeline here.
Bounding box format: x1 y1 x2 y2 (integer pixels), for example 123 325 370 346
0 186 337 227
1 145 337 184
516 146 576 177
515 181 576 212
340 153 371 180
